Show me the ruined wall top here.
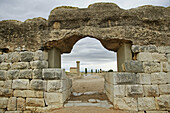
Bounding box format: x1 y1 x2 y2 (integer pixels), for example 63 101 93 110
0 3 170 53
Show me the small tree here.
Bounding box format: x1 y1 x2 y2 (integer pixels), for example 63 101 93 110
91 69 93 73
85 68 87 74
95 69 97 73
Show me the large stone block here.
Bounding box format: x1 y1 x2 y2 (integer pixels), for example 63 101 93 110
5 111 22 113
0 97 8 108
47 80 61 92
44 92 64 105
123 60 144 73
20 51 34 62
32 69 42 79
104 72 114 84
151 72 168 84
14 90 26 97
104 82 114 95
137 52 153 61
143 85 159 97
146 111 169 113
17 98 26 111
0 63 11 70
19 69 32 79
26 98 45 107
138 97 157 110
0 81 4 87
137 73 151 85
12 79 29 90
114 85 125 97
143 62 161 73
7 97 16 111
167 54 170 62
156 95 170 110
159 84 170 94
0 88 13 97
161 62 170 72
14 90 43 98
0 109 5 113
0 70 6 80
158 46 170 54
132 45 157 53
30 80 45 90
42 69 63 80
114 97 137 111
7 52 21 63
7 70 19 79
34 50 48 60
11 62 29 69
126 85 144 97
152 53 167 62
4 80 12 88
30 60 48 69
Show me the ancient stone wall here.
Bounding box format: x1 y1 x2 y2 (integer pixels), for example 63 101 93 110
0 50 72 113
105 45 170 112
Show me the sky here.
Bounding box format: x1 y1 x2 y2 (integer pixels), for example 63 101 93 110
0 0 169 72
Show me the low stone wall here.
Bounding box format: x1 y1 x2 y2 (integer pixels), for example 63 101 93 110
105 45 170 112
0 50 72 113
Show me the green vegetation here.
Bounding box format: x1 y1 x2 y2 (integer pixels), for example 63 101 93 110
85 68 87 74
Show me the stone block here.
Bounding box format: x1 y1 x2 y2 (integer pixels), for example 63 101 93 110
30 60 48 69
0 88 13 97
123 60 144 73
137 52 153 61
0 63 11 70
156 95 170 110
24 90 43 98
0 97 8 108
113 72 139 85
143 85 159 97
159 84 170 94
34 50 48 60
0 109 5 113
0 81 4 87
0 70 6 80
7 97 16 111
7 70 19 79
126 85 144 97
23 111 32 113
161 62 170 72
158 46 170 54
151 72 168 84
146 111 169 113
138 97 156 110
46 104 63 112
104 72 114 84
20 51 34 62
44 92 64 105
11 62 29 69
12 79 29 90
30 80 45 90
114 97 137 111
7 52 21 63
17 98 25 111
42 68 63 80
104 82 114 95
114 85 125 97
152 53 167 62
19 69 32 79
4 80 12 88
5 111 22 113
47 80 61 92
137 73 151 85
143 62 161 73
32 69 42 79
166 54 170 62
26 98 45 107
132 45 157 53
25 106 36 111
14 90 26 97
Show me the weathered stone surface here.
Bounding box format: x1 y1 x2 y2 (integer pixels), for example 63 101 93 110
123 60 144 73
137 52 153 61
131 45 157 53
14 90 26 97
32 69 42 79
46 104 63 112
17 98 26 111
156 95 170 110
0 97 8 108
151 72 168 84
44 92 64 105
137 73 151 85
0 88 13 97
167 54 170 62
20 51 33 62
5 111 22 113
152 53 167 62
7 70 19 79
113 85 125 97
12 79 29 89
0 63 11 70
35 107 47 112
143 85 159 97
26 98 45 107
34 50 48 60
47 80 61 92
104 82 114 95
0 109 5 113
19 69 32 79
14 90 43 98
10 62 29 69
114 97 137 111
126 85 144 97
7 52 21 63
0 81 4 87
42 68 62 80
146 111 169 113
7 97 16 111
30 60 48 69
138 97 157 110
143 62 160 73
4 80 12 88
30 80 45 90
0 70 6 80
161 62 170 72
159 84 170 94
158 46 170 54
